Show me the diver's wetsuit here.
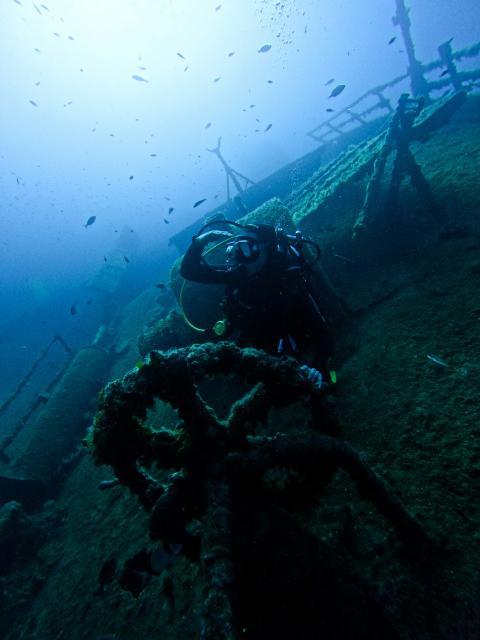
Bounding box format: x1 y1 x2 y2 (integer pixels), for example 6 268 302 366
180 225 333 373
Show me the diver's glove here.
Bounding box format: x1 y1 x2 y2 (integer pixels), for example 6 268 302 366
300 365 325 391
194 230 232 247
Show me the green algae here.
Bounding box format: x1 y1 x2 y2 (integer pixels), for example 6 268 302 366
3 95 480 640
289 91 467 230
235 196 293 229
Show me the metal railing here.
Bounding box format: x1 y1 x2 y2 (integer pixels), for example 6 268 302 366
307 39 480 145
0 334 73 463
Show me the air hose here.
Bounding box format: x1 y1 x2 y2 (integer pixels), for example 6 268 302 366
179 237 233 333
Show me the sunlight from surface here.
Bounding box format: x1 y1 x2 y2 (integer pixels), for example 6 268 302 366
1 0 479 322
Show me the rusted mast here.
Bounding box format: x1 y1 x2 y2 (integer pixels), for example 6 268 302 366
393 0 430 97
438 39 463 91
207 137 255 201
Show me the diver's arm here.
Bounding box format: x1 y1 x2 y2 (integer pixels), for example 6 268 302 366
296 290 334 376
180 231 241 285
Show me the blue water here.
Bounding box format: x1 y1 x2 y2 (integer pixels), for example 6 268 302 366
1 2 480 638
0 0 478 407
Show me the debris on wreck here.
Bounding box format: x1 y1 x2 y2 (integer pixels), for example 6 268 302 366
88 341 428 640
288 90 467 234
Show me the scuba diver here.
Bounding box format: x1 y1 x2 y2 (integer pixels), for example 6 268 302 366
180 219 334 389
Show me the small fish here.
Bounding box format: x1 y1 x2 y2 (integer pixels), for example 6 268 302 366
213 76 221 82
215 4 221 10
29 100 38 107
184 65 189 71
68 35 75 41
205 122 212 129
129 175 134 180
264 123 272 132
193 198 207 208
267 79 273 83
53 32 60 37
326 108 334 112
329 83 346 98
176 52 185 59
103 256 107 262
14 0 22 5
40 3 49 10
35 81 40 86
249 104 255 108
440 69 449 77
86 299 93 306
34 48 41 53
16 177 20 184
168 207 174 214
131 74 148 82
33 3 42 15
388 36 396 45
163 218 170 224
150 153 157 156
325 78 335 86
228 51 235 57
84 215 96 228
97 479 119 490
155 283 166 289
70 302 77 316
124 256 130 263
138 65 147 70
427 354 449 368
258 44 272 53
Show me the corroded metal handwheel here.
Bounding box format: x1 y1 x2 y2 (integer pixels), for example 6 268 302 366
89 342 427 640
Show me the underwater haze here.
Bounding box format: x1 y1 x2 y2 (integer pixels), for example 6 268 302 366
1 0 478 331
2 1 480 639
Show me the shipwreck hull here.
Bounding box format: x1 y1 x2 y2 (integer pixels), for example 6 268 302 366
5 345 111 496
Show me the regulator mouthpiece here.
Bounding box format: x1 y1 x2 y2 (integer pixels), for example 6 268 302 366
213 319 228 337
